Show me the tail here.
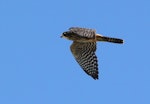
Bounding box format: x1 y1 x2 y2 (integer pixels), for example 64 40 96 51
96 35 123 44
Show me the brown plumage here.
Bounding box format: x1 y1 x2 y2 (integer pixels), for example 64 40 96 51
61 27 123 79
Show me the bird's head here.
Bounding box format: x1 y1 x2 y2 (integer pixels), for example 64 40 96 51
61 31 77 40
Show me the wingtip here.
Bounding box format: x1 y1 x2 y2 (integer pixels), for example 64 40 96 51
92 75 99 80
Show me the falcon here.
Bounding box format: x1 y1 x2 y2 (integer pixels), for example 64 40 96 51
61 27 123 79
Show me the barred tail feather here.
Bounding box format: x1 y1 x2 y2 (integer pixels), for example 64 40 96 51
97 35 123 44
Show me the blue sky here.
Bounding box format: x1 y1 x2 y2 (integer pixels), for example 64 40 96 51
0 0 150 104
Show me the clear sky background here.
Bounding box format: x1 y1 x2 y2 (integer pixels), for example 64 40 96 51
0 0 150 104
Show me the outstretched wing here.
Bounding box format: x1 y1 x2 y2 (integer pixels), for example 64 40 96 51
70 41 99 79
69 27 96 39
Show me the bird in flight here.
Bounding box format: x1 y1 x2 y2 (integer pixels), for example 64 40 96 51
61 27 123 80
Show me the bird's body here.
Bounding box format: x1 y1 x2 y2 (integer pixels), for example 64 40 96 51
61 27 123 79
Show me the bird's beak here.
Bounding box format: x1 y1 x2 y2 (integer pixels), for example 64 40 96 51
60 35 63 38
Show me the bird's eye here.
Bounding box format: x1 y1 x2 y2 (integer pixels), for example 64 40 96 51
63 33 66 36
63 32 68 36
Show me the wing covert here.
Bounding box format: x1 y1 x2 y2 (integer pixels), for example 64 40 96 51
69 27 96 38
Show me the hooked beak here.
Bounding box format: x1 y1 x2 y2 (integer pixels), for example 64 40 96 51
60 35 63 38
